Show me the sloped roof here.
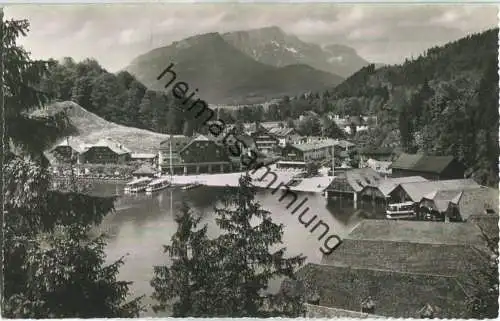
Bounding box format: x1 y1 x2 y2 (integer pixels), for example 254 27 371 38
377 176 428 197
321 238 484 276
291 139 337 152
159 135 192 153
345 168 383 192
336 140 356 149
268 127 295 137
295 263 470 318
392 153 460 174
131 153 156 159
89 137 131 154
451 186 499 221
52 137 87 153
398 179 479 202
344 219 485 246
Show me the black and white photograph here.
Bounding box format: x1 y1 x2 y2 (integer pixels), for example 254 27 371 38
1 2 499 319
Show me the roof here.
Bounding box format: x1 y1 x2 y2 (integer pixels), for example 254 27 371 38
52 137 87 153
451 186 499 221
398 179 480 202
132 164 157 175
131 153 156 159
392 153 461 174
335 140 356 149
375 176 428 197
344 219 486 246
321 238 484 276
291 139 337 152
159 135 192 153
295 263 470 318
88 137 131 154
288 176 334 193
179 134 211 152
343 168 382 192
268 127 295 137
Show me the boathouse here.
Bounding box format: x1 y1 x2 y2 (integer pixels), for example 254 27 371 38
358 176 428 203
391 153 466 180
292 220 489 318
389 179 480 203
325 168 382 205
419 186 499 222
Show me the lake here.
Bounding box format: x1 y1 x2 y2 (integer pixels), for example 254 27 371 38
92 182 384 316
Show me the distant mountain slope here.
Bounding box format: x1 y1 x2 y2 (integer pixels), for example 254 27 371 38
44 101 169 153
222 26 369 78
285 28 499 186
125 32 343 104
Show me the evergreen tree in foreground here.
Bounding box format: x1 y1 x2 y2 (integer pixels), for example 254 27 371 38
2 16 143 317
151 176 305 317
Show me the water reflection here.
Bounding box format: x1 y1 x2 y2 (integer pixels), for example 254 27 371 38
92 182 383 316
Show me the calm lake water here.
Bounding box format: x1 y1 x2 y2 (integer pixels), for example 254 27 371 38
91 182 384 316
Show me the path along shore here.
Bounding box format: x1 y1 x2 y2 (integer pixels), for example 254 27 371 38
168 166 333 194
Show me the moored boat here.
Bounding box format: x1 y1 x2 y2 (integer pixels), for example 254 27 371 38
181 182 202 190
124 177 153 193
146 177 171 193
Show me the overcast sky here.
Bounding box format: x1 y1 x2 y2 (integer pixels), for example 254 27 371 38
4 4 498 72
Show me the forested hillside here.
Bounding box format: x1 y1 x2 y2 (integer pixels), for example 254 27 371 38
39 58 205 136
283 28 499 186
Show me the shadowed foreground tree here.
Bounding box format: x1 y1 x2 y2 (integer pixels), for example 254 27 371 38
2 16 143 317
151 176 305 317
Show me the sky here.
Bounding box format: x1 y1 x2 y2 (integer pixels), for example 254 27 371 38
4 3 498 72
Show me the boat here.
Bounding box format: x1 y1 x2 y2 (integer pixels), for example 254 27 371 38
146 177 171 193
124 177 153 193
386 201 416 220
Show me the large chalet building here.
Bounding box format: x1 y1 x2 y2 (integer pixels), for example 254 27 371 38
159 134 233 175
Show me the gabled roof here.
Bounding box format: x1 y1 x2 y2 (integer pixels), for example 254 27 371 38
52 137 87 153
268 127 295 137
450 186 499 221
392 153 461 174
376 176 428 197
89 138 131 154
345 168 382 192
291 139 337 152
398 179 479 202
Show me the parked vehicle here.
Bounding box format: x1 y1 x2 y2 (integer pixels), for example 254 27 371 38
386 201 416 220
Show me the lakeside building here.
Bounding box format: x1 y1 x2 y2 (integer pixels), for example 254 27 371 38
391 153 466 180
50 137 87 164
278 138 337 170
358 176 428 203
325 168 382 206
159 134 233 175
267 127 297 147
80 138 131 164
293 220 491 318
389 179 480 203
418 186 499 222
250 124 279 155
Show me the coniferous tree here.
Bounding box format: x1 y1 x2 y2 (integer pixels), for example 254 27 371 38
151 176 305 317
3 16 143 317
